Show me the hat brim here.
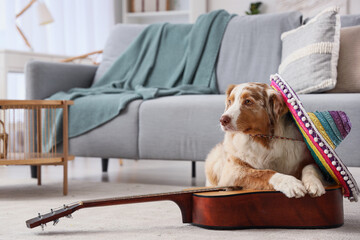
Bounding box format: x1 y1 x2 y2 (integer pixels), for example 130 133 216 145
270 74 359 202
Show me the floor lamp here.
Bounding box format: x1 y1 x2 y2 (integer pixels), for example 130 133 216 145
15 0 54 51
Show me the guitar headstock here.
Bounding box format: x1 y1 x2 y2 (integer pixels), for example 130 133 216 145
26 202 83 229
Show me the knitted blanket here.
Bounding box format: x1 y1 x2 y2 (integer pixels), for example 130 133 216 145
47 10 234 145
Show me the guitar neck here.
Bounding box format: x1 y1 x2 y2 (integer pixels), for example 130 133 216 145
81 186 231 209
26 186 235 229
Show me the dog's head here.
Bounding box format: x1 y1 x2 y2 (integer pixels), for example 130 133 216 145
220 83 288 135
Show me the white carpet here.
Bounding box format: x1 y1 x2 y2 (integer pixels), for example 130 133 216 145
1 168 360 240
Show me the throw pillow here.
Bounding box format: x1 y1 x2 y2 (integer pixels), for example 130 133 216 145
327 26 360 93
278 7 340 94
216 11 302 93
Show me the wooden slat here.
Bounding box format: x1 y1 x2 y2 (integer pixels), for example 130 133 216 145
0 154 74 165
0 158 61 165
0 100 74 107
62 104 69 195
0 152 74 160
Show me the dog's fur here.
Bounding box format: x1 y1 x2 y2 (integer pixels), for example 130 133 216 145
205 83 326 198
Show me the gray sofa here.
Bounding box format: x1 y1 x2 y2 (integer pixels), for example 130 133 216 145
25 11 360 175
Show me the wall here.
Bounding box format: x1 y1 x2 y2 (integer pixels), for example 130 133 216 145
350 0 360 14
113 0 360 24
207 0 360 17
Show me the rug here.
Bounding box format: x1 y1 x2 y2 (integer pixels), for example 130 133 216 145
1 168 360 240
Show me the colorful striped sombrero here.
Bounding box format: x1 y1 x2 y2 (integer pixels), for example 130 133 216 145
270 74 359 202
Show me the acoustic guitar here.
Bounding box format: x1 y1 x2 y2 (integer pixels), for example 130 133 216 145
26 185 343 230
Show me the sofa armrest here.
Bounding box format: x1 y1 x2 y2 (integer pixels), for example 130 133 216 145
25 60 98 99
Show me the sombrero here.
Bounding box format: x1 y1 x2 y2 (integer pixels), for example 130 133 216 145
270 73 359 202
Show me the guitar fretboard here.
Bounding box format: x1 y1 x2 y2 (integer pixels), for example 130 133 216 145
81 186 238 207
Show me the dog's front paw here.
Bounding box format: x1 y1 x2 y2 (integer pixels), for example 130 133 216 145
269 173 306 198
303 179 325 197
301 164 326 197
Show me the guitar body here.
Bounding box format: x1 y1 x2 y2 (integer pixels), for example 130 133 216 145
192 186 343 229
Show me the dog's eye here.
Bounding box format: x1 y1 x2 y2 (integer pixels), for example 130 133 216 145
228 100 232 105
244 99 252 105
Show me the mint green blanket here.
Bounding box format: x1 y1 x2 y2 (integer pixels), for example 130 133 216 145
48 10 233 145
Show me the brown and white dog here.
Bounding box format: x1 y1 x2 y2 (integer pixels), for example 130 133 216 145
205 83 326 198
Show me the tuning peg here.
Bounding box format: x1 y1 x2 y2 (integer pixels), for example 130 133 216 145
63 204 67 209
41 223 46 231
38 213 42 219
51 209 54 215
66 214 73 219
53 219 60 226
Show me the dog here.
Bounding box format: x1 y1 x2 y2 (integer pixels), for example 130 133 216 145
205 83 326 198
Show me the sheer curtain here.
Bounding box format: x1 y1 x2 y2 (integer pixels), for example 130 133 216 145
0 0 115 56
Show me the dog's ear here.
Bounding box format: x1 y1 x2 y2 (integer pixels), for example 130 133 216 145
268 92 288 122
226 84 236 97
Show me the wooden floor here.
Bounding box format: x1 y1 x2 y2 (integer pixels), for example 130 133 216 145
0 157 206 187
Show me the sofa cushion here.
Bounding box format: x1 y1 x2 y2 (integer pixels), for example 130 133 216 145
66 100 142 159
278 7 340 94
139 95 224 161
138 93 359 167
93 24 147 84
216 11 302 93
304 14 360 26
327 26 360 93
341 14 360 27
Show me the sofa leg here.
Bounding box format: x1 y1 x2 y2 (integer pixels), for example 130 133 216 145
192 161 196 178
30 166 37 178
102 158 109 172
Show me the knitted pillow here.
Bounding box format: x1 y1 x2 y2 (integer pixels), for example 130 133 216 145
278 7 341 94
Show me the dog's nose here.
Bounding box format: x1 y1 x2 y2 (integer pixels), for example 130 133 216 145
220 115 231 126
